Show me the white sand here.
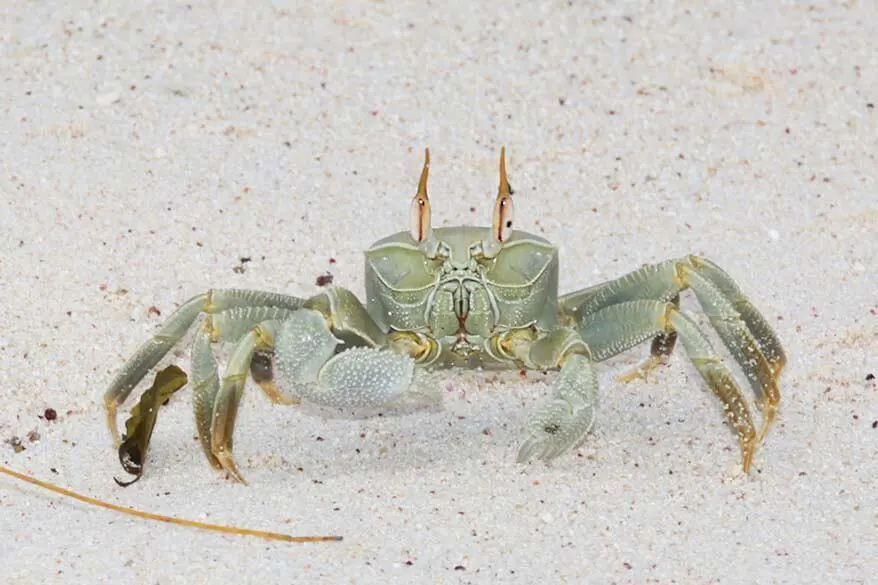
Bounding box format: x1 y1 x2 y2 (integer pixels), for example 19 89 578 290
1 2 876 583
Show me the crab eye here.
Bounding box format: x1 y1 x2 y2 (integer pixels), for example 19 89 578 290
492 193 514 242
409 148 432 243
410 195 431 242
492 146 514 243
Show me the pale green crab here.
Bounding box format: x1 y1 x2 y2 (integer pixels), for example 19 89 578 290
104 148 785 483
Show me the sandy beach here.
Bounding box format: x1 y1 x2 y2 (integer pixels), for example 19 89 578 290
1 2 876 583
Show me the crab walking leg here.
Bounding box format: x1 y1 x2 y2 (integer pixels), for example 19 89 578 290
191 328 223 469
559 261 686 318
576 300 759 472
678 258 785 440
104 290 305 445
202 323 280 483
511 327 599 463
103 289 307 440
614 294 680 383
684 257 786 374
189 310 301 471
210 306 304 405
559 256 784 432
560 264 690 381
198 308 418 483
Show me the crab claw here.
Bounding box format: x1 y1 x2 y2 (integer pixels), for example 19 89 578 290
410 148 432 243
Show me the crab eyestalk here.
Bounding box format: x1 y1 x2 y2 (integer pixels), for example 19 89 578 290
410 148 433 243
482 146 515 258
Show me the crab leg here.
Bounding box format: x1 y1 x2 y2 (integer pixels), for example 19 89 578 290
210 307 305 405
189 307 308 473
191 322 279 480
103 289 306 444
559 255 784 439
614 294 680 383
679 257 784 439
576 300 759 471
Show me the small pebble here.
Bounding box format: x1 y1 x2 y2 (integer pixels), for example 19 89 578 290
6 436 24 453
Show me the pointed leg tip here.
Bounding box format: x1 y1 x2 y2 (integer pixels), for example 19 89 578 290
616 355 666 383
615 370 642 383
741 442 755 474
105 407 123 447
214 449 248 484
224 466 248 485
757 403 778 443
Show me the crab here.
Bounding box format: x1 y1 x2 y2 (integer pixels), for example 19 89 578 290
104 148 785 483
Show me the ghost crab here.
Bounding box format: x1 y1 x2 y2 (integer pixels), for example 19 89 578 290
104 148 785 483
